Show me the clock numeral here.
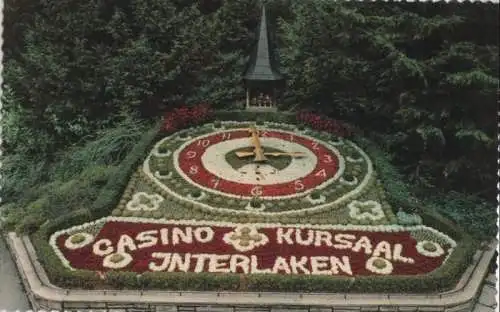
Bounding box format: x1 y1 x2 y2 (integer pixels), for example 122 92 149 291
189 165 199 175
221 132 231 140
212 177 220 189
315 168 327 178
289 134 294 141
260 130 269 137
312 142 320 150
186 151 197 159
294 180 305 192
322 154 333 164
197 139 210 147
251 186 263 196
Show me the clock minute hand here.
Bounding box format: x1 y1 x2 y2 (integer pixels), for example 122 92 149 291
235 151 306 158
249 125 267 162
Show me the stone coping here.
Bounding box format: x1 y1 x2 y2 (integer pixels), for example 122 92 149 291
5 232 497 308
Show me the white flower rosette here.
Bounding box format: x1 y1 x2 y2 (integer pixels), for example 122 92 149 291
223 226 269 252
348 200 385 221
416 240 445 257
64 232 95 250
366 256 394 275
103 252 133 269
126 192 164 211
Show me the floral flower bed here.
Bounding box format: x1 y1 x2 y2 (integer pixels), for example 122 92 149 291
162 103 213 133
142 121 378 217
51 217 455 276
296 111 353 138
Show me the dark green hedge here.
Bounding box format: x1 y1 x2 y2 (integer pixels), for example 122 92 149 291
30 117 475 293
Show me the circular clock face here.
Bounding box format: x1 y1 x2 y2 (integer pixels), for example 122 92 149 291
143 122 371 214
172 129 343 199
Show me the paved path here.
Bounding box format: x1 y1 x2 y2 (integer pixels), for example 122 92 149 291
472 273 498 312
0 237 31 310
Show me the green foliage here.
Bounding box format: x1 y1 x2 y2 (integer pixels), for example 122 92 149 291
278 2 497 199
90 124 161 219
5 0 495 200
355 136 495 241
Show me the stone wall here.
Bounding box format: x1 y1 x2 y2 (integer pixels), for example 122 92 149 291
5 233 495 312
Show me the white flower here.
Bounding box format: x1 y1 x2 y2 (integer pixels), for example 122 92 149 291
126 192 164 211
339 176 358 186
329 139 344 146
305 194 326 204
366 256 393 275
348 200 385 221
176 135 193 141
49 232 75 270
64 232 94 250
416 241 445 257
154 170 173 179
223 226 269 252
143 121 375 217
346 156 364 163
187 191 207 201
152 147 172 158
103 252 133 269
245 201 266 212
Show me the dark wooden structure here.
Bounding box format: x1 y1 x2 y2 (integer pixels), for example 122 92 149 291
243 5 285 111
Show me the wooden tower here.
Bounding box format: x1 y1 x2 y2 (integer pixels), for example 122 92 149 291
243 5 285 112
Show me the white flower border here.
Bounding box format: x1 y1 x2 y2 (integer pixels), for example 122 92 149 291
50 216 457 271
416 240 445 258
348 200 385 221
64 233 94 250
126 192 164 211
144 121 375 216
222 226 269 252
103 252 133 269
366 256 393 275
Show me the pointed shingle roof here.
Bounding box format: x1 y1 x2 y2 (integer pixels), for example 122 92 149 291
243 5 284 82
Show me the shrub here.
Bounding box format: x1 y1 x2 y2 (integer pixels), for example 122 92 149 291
89 123 160 219
16 215 45 234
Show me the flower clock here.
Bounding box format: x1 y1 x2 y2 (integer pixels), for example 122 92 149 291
46 119 461 286
143 121 374 215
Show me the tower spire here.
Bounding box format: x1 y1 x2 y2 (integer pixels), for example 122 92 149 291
243 4 283 81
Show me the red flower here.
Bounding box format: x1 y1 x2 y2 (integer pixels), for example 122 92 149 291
160 103 214 133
